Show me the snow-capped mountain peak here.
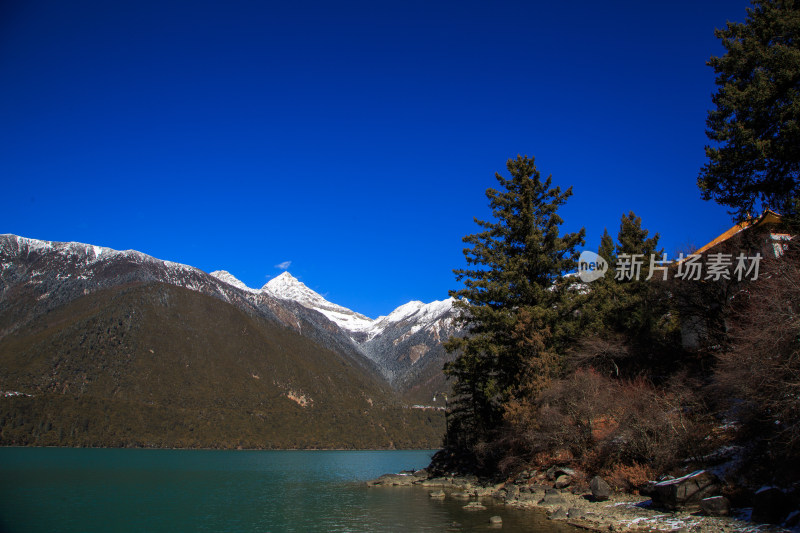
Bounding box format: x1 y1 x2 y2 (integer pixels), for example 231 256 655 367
262 271 306 296
262 272 374 333
369 297 457 337
1 233 462 396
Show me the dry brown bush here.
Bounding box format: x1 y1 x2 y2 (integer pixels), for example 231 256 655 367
569 333 632 378
499 368 712 480
597 375 711 472
601 462 655 493
714 239 800 477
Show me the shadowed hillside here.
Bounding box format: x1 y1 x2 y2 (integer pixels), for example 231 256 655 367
0 282 444 449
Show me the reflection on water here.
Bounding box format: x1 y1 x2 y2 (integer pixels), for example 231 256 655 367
0 448 578 532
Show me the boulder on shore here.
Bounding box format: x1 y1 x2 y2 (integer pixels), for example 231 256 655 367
699 495 731 517
590 476 611 501
366 473 416 487
651 470 720 511
554 475 572 489
463 501 487 510
420 477 452 487
539 492 566 506
546 466 575 481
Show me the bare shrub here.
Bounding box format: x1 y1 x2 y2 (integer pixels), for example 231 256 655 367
500 368 712 479
602 462 655 493
715 239 800 474
598 376 711 473
534 368 617 455
569 333 632 378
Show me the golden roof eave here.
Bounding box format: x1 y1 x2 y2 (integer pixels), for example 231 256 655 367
693 210 783 256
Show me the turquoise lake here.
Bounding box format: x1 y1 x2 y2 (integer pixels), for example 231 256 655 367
0 448 577 532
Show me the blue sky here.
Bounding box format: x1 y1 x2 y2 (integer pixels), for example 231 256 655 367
1 0 752 318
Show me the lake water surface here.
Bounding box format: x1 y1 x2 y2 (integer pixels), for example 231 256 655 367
0 448 578 532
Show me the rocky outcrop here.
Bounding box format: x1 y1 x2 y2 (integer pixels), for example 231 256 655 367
365 473 417 487
700 495 731 516
258 270 463 402
651 470 721 510
368 468 784 532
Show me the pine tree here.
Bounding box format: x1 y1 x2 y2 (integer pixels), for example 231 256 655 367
616 212 661 260
698 0 800 221
580 213 676 380
614 211 663 282
598 228 616 265
444 155 585 448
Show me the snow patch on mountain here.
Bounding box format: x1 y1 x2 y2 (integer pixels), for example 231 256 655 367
2 235 459 383
209 270 257 293
261 272 457 343
371 298 456 333
1 235 196 273
263 272 374 333
0 235 230 302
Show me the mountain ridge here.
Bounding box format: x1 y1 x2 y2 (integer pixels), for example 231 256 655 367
0 234 447 448
1 234 461 403
216 269 462 398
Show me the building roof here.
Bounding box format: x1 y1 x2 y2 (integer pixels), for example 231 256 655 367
694 210 783 256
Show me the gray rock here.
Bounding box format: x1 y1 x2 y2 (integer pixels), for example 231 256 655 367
567 507 585 519
546 466 576 480
429 490 446 499
548 507 568 520
420 477 452 487
699 495 730 516
639 480 657 497
451 491 472 499
539 492 566 505
463 501 487 510
489 515 503 524
455 475 479 486
590 475 612 501
366 473 414 486
651 470 720 511
493 488 508 499
413 468 428 478
554 475 571 489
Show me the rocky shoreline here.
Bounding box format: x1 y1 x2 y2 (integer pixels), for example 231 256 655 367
367 469 797 532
